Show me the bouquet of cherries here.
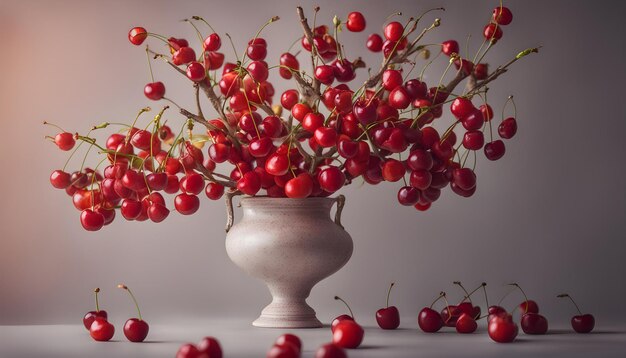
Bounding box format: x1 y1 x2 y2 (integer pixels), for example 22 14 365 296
46 3 538 231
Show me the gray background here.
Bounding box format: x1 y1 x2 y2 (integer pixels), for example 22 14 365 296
1 0 625 332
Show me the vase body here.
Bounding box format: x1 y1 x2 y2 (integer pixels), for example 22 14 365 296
225 197 353 328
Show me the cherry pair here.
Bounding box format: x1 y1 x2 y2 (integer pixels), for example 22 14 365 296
176 337 222 358
83 285 149 342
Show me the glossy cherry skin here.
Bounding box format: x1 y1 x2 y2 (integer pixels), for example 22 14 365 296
366 34 383 52
418 307 443 333
441 305 461 327
144 82 165 100
488 314 518 343
197 336 223 357
572 314 595 333
499 117 518 139
267 342 299 358
484 23 503 42
315 343 347 358
83 310 108 330
346 12 366 32
89 317 115 341
332 320 364 349
123 318 149 342
81 209 105 231
521 313 548 335
128 27 147 45
493 6 513 25
176 344 200 358
518 300 539 315
331 314 354 332
441 40 459 56
275 334 302 352
456 313 478 334
376 306 400 330
484 140 506 160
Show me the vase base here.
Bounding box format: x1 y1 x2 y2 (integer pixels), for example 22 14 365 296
252 300 323 328
252 315 323 328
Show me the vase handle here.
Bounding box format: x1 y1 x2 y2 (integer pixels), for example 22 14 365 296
333 195 346 230
225 190 241 233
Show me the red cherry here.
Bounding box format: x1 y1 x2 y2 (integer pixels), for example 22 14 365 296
338 140 359 159
388 86 411 109
54 132 75 151
441 305 461 327
418 307 444 332
121 198 142 220
382 69 403 91
128 27 148 45
318 166 345 193
409 170 432 190
397 186 419 206
414 202 431 211
333 59 356 82
204 182 224 200
246 43 267 61
208 143 231 163
404 79 427 100
197 336 223 357
186 61 206 82
147 202 170 223
346 11 366 32
315 65 335 85
50 170 72 189
462 130 485 150
176 344 200 358
275 333 302 352
332 320 364 349
484 140 506 160
237 171 262 196
281 90 299 110
456 313 478 333
382 159 405 182
180 173 204 195
474 63 489 80
83 288 108 330
384 21 404 42
89 317 115 341
267 342 299 358
376 282 400 329
80 209 105 231
499 117 518 139
441 40 459 56
558 293 595 333
247 61 269 82
493 6 513 25
314 127 337 147
331 314 354 333
519 299 540 315
174 194 200 215
366 33 383 52
285 173 313 198
172 47 196 65
315 343 347 358
521 312 548 335
407 149 433 171
279 52 300 79
452 168 476 191
117 284 148 342
450 97 475 119
488 314 518 343
303 112 324 133
483 23 503 42
291 103 311 121
265 153 290 176
480 104 494 121
203 33 221 51
144 82 165 101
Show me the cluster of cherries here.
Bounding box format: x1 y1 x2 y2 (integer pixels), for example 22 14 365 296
416 282 595 343
47 3 533 231
82 285 149 343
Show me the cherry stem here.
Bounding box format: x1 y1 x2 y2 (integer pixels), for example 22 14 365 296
145 46 155 83
334 296 354 319
191 16 217 34
463 282 486 303
118 284 143 321
441 292 452 321
558 294 582 315
497 284 518 306
481 283 490 308
42 121 66 133
454 281 472 303
386 282 395 308
94 287 101 312
508 283 529 314
430 291 446 309
501 95 517 123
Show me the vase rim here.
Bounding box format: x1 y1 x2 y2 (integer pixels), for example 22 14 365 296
239 196 337 208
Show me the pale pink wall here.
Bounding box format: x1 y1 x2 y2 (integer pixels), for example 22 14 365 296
1 0 625 326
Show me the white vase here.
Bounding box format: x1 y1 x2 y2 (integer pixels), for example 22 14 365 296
225 196 353 328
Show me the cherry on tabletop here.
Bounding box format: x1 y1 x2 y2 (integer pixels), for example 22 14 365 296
488 313 518 343
521 312 548 335
83 287 108 330
456 312 478 334
267 341 299 358
332 296 364 348
376 282 400 329
118 284 149 342
197 336 223 357
315 343 347 358
89 317 115 342
418 292 446 333
275 333 302 352
558 293 595 333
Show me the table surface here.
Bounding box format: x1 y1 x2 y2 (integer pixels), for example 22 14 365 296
1 318 625 358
